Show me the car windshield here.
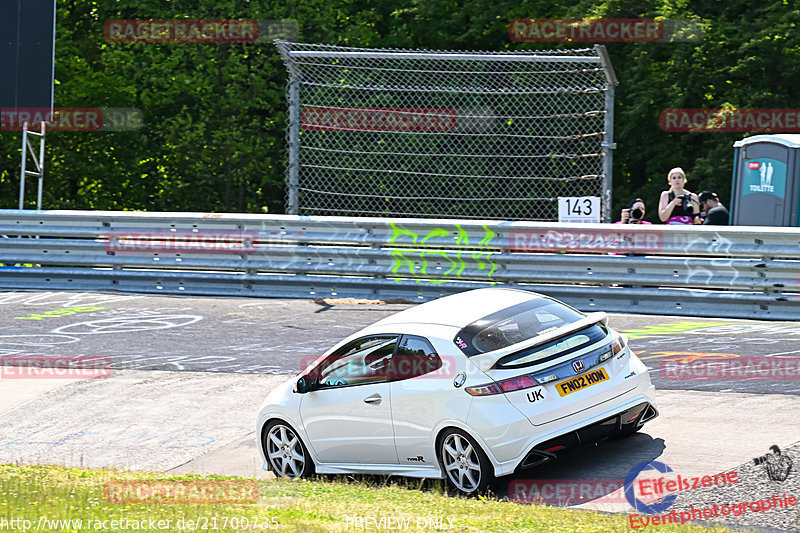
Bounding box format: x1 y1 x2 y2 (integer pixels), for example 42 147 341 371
453 297 584 356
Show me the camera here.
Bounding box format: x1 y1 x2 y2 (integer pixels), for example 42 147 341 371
678 194 693 214
753 455 770 466
630 208 643 221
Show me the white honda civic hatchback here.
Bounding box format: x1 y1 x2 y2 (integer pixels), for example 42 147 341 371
256 288 657 494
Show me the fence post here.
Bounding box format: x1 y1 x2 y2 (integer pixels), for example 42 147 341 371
286 78 300 215
602 84 616 223
597 45 618 224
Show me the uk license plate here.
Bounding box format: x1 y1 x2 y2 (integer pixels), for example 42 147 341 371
556 367 609 397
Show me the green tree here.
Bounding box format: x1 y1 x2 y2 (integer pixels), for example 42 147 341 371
2 0 799 221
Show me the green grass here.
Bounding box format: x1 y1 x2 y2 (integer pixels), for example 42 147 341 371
0 464 740 532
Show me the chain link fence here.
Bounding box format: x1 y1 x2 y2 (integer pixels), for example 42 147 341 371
276 41 617 221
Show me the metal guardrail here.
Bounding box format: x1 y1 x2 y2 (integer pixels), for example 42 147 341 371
0 210 798 320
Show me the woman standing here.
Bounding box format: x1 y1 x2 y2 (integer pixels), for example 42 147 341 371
658 167 700 225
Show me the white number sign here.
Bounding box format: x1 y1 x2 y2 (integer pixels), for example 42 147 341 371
557 197 601 223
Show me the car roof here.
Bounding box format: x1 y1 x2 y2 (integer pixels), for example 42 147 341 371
370 287 549 329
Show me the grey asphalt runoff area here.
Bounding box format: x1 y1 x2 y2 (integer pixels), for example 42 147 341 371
1 290 799 531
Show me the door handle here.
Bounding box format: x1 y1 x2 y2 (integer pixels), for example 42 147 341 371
364 394 382 405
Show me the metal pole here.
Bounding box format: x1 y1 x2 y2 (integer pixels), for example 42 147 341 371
602 85 616 223
19 121 28 209
287 79 301 215
595 45 618 224
288 51 602 63
36 121 46 209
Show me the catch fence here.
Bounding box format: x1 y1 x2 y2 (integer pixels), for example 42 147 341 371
275 41 617 221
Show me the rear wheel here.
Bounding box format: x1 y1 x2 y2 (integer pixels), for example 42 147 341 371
264 421 314 478
438 429 494 495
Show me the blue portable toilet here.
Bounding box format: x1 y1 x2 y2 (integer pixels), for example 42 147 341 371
731 134 800 226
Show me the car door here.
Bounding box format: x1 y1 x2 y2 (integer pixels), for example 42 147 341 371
389 335 459 468
299 335 399 465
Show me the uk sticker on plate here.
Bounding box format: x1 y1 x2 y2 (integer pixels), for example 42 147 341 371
556 367 609 397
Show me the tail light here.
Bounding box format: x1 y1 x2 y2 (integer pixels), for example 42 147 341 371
464 383 502 396
466 374 539 396
612 334 628 357
598 345 613 363
612 335 627 354
599 334 627 364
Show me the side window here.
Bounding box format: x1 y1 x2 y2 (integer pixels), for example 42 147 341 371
390 335 442 381
316 335 398 389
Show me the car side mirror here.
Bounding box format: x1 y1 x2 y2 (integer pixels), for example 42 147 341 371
295 376 314 394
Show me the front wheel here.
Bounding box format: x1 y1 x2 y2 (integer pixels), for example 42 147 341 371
264 420 314 478
438 429 494 495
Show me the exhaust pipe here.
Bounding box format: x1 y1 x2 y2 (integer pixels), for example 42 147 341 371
521 449 558 468
639 404 658 424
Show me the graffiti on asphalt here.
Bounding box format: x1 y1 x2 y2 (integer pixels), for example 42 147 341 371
620 321 734 339
0 291 139 308
50 314 203 335
637 351 741 364
15 306 106 321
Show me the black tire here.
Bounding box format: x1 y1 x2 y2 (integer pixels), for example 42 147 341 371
437 429 495 495
263 420 315 478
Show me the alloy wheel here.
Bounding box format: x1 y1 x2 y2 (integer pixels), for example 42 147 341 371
266 423 307 478
441 432 482 493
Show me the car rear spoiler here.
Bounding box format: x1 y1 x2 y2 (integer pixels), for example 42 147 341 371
469 312 609 371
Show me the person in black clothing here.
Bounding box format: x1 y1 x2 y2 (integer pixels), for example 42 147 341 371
658 167 700 225
616 198 653 225
754 444 792 482
698 191 729 225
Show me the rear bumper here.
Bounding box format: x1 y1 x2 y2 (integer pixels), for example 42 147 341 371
516 401 658 471
486 382 658 477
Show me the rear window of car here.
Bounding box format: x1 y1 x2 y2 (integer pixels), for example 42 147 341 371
494 324 608 369
453 297 585 356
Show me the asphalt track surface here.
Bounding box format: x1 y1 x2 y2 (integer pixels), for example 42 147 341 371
1 289 799 394
1 290 799 531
